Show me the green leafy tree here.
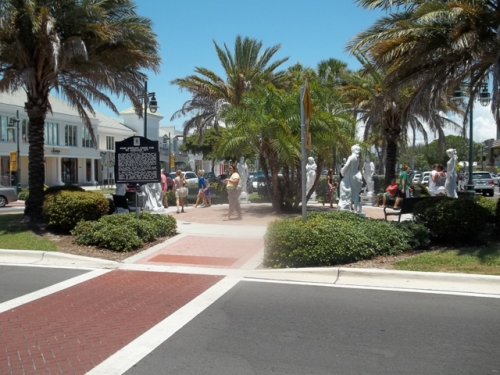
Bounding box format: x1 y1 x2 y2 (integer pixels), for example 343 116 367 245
351 0 500 128
170 35 289 140
342 52 460 186
0 0 160 223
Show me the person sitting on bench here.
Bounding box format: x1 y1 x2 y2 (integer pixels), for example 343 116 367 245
374 179 398 208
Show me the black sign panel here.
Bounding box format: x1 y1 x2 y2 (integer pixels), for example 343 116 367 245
114 136 160 184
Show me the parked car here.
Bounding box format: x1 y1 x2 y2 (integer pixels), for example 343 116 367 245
216 174 229 183
0 184 18 207
203 172 217 183
491 173 500 186
422 176 430 186
169 171 198 185
422 171 433 181
472 171 495 196
252 176 267 190
412 173 422 184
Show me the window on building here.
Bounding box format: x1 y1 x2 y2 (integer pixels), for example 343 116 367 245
21 120 28 143
82 127 94 148
44 122 59 145
65 125 77 146
106 136 115 150
0 116 16 143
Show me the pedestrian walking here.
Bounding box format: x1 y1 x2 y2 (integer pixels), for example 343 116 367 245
161 169 168 208
224 164 242 221
173 169 187 214
194 169 207 208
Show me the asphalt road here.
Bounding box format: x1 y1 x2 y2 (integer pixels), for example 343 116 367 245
126 281 500 375
0 265 88 303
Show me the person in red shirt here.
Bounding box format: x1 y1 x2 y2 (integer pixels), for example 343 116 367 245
373 179 398 208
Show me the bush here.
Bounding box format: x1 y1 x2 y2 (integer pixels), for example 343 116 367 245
475 195 497 223
264 211 428 268
43 191 109 231
413 197 491 244
44 185 85 195
71 212 177 251
18 185 49 200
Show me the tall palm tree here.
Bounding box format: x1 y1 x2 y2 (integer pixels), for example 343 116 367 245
0 0 160 223
342 53 460 185
350 0 500 128
170 35 289 139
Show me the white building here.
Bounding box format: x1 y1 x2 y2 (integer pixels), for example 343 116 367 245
0 91 199 187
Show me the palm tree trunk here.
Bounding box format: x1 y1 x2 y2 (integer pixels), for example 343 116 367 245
385 139 398 187
24 93 49 223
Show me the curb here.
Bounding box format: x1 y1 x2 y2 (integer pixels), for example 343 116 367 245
246 267 500 296
0 249 120 269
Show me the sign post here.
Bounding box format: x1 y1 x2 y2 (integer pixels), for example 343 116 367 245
114 136 161 185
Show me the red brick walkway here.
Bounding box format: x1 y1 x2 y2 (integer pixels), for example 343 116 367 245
137 236 264 269
0 270 222 375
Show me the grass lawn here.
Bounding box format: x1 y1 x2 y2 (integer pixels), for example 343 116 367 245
0 214 57 251
248 193 271 203
393 245 500 276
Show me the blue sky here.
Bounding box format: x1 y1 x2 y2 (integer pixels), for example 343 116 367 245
97 0 385 123
94 0 496 143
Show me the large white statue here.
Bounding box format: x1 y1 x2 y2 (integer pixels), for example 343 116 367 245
363 156 375 196
237 157 249 194
338 144 363 214
445 148 458 198
143 182 165 212
306 157 317 193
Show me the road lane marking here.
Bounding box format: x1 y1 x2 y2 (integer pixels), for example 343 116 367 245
87 276 241 375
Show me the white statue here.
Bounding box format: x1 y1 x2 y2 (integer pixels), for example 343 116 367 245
363 156 375 196
306 157 317 193
237 157 249 194
338 144 363 214
143 182 165 212
445 148 458 198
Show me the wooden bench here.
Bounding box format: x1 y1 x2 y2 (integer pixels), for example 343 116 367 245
383 196 445 222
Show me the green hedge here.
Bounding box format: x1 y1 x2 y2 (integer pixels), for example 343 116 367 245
413 197 491 244
71 212 177 251
264 211 430 268
43 191 109 231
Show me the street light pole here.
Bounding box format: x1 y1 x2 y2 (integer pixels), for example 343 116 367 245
143 80 158 138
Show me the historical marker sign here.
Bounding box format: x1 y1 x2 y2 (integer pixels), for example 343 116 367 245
114 136 160 184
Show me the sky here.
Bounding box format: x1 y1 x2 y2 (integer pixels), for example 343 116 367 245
93 0 497 144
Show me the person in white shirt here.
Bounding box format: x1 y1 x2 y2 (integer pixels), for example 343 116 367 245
429 164 446 196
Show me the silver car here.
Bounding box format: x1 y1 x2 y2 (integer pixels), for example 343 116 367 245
472 171 495 197
0 184 18 207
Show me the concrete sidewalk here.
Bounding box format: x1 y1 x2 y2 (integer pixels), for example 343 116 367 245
0 201 494 295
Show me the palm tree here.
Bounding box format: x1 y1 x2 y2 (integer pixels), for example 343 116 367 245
0 0 160 223
342 53 460 185
350 0 500 128
170 35 289 139
218 64 356 212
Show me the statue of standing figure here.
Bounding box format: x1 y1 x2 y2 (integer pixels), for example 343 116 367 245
338 144 363 214
306 157 317 194
237 157 249 194
143 182 165 212
445 148 458 198
363 156 375 196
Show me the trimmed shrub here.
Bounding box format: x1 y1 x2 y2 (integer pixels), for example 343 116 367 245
475 195 497 223
71 212 177 251
264 211 427 268
393 221 431 249
44 185 85 195
18 185 49 200
43 191 109 231
413 197 490 244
